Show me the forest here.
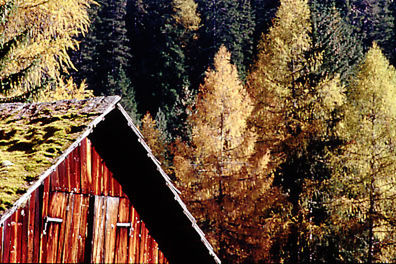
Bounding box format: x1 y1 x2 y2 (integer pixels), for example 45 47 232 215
1 0 396 263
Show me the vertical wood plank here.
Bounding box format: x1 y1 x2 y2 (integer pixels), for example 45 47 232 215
69 194 83 262
39 177 50 263
104 197 119 263
50 169 59 192
26 193 36 262
55 192 69 263
32 188 41 263
91 146 100 195
85 139 92 193
91 196 107 263
108 168 114 197
111 171 122 197
58 160 66 192
67 155 72 193
69 150 77 193
0 224 3 262
128 206 141 263
2 218 11 263
20 202 30 263
15 209 24 263
147 236 153 264
44 192 66 263
115 198 129 263
66 155 72 192
151 237 158 264
9 212 18 263
80 138 88 194
155 240 161 264
77 195 90 263
26 192 35 263
139 222 148 264
61 194 75 263
73 146 81 193
101 160 108 196
159 250 165 264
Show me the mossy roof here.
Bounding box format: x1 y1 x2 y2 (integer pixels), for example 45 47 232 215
0 96 120 214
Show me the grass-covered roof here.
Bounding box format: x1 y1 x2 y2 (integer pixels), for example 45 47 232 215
0 96 119 213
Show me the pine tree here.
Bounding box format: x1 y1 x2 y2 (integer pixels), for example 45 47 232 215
0 0 92 102
173 46 289 263
107 66 140 124
128 0 199 139
70 0 131 96
326 44 396 263
194 0 255 79
336 0 395 63
310 1 363 83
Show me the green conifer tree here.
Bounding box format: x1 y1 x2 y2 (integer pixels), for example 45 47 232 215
310 1 363 83
70 0 131 96
194 0 255 79
128 0 199 140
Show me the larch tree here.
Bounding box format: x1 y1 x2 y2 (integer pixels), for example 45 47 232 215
0 0 93 102
173 46 289 263
247 0 312 170
326 44 396 263
247 0 345 262
172 0 201 32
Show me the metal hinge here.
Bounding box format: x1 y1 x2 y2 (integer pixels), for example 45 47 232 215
116 222 134 237
43 216 63 235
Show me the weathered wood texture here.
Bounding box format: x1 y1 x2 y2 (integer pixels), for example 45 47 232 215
0 137 168 263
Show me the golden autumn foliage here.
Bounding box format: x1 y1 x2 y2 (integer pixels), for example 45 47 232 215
247 0 346 261
37 77 93 102
247 0 344 162
0 0 93 102
326 44 396 262
139 112 170 174
172 0 201 32
173 46 290 263
246 0 313 172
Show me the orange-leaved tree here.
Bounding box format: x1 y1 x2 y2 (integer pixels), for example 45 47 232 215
173 45 289 263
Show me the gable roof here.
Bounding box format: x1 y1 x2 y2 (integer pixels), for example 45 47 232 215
0 96 221 264
0 96 119 212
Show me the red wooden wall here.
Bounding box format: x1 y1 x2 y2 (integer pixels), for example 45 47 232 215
0 137 168 263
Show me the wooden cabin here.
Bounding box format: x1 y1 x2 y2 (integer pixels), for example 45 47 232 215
0 96 220 264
